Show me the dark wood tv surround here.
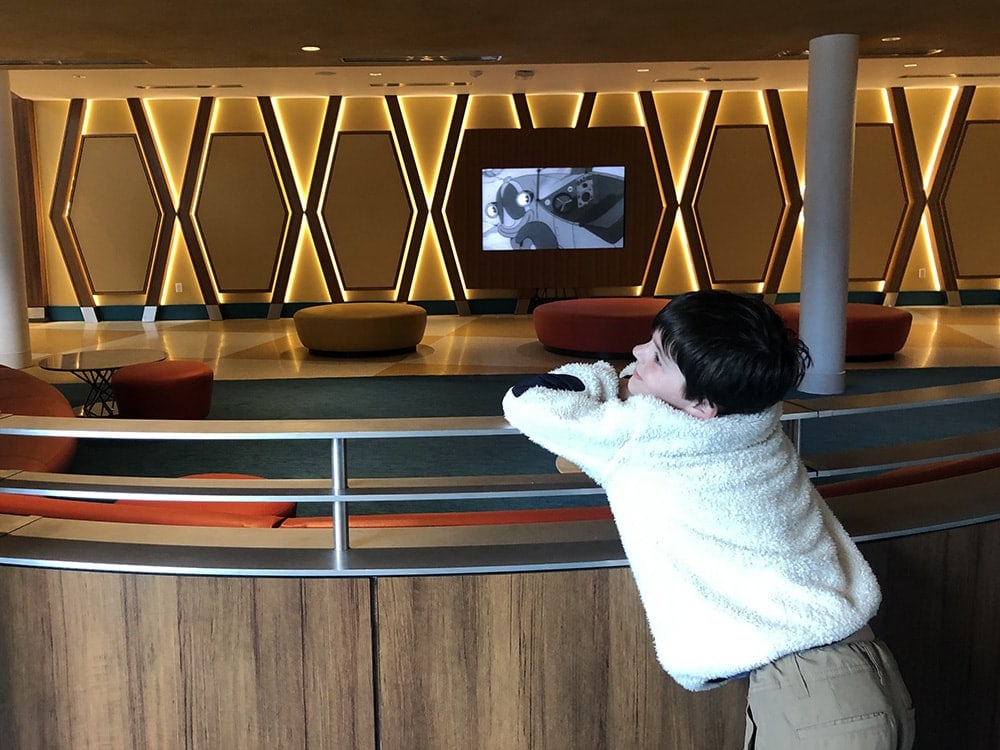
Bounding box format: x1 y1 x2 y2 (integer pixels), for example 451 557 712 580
447 127 661 290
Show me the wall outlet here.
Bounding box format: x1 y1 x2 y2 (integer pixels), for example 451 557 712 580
175 282 184 292
917 268 926 279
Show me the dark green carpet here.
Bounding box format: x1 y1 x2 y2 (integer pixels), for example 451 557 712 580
57 367 1000 515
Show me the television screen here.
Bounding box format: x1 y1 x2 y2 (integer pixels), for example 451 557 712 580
481 166 625 251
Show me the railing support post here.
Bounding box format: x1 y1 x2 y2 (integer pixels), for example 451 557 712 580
331 437 349 555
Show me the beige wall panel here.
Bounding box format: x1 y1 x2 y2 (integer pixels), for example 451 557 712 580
399 96 455 197
943 121 1000 277
272 97 330 202
716 90 766 125
849 125 904 280
324 132 411 289
160 219 205 304
409 223 454 300
590 92 643 127
855 88 891 123
967 86 1000 119
144 98 202 203
286 223 333 302
0 568 375 749
904 88 958 182
376 568 746 749
526 93 583 128
70 135 159 293
197 134 286 291
652 91 709 193
697 126 782 282
33 100 78 305
777 91 807 187
211 97 265 132
465 95 519 130
339 97 392 131
83 98 135 134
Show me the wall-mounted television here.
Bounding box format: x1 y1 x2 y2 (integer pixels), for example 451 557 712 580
447 127 657 289
481 166 626 251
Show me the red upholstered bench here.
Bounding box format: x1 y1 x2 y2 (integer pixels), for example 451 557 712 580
532 297 668 358
111 360 214 419
0 365 77 472
771 302 913 359
0 493 284 527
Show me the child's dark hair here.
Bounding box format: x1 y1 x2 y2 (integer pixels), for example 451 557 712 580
652 290 811 415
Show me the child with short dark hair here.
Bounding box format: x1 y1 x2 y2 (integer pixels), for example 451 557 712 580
503 290 914 749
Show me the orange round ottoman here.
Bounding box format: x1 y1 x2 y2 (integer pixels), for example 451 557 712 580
771 302 913 359
533 297 668 358
293 302 427 355
110 360 214 419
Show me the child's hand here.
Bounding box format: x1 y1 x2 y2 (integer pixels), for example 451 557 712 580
511 373 585 397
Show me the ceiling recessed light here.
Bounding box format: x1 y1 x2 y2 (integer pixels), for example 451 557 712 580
881 36 902 43
903 63 918 68
636 68 650 73
368 71 383 77
301 45 321 53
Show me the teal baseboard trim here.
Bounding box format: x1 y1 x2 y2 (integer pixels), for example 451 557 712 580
218 303 270 319
96 305 146 321
960 289 1000 305
157 304 211 320
896 291 949 306
45 306 85 321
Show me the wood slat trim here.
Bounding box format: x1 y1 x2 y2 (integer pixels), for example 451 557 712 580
303 96 345 301
127 98 176 308
762 89 803 296
430 94 470 310
47 98 95 307
513 93 533 130
258 96 305 312
386 96 429 300
638 90 679 296
926 85 975 293
11 95 47 308
883 88 928 297
678 89 721 289
576 91 596 128
174 98 220 307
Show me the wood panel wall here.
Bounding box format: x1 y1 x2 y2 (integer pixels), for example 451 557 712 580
0 519 997 748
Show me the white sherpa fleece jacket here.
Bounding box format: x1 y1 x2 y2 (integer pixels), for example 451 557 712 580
502 360 881 692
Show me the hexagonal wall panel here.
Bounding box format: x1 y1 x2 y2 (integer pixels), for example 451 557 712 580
69 135 160 294
695 126 782 283
943 121 1000 278
196 134 288 292
850 125 905 281
323 132 413 290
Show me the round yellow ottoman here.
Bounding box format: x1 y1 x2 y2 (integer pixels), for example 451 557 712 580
293 302 427 355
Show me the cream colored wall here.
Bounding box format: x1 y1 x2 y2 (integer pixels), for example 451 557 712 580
28 86 1000 312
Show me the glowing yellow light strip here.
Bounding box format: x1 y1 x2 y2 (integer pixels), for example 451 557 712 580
924 87 961 191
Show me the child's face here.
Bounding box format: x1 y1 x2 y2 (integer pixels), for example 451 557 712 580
628 335 717 419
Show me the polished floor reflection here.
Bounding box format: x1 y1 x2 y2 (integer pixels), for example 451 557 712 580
24 305 1000 386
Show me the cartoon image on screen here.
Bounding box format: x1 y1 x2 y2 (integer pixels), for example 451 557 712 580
481 166 625 251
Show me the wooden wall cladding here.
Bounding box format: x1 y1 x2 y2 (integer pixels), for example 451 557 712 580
0 518 998 747
375 568 747 749
447 127 661 289
0 571 375 749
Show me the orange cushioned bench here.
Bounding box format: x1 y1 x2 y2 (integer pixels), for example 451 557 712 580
532 297 668 358
771 302 913 359
0 365 77 472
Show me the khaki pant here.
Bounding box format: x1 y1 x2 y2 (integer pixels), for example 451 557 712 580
743 634 915 749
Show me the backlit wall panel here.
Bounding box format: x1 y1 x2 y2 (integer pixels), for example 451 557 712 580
21 85 1000 319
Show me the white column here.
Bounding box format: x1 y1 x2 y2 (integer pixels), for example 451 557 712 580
798 34 859 395
0 70 31 369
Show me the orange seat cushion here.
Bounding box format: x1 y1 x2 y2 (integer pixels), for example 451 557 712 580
111 360 214 419
533 298 668 358
0 365 77 472
771 302 912 359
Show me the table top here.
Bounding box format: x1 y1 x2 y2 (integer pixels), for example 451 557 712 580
38 348 167 373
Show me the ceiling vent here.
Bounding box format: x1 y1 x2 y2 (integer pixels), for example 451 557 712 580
0 58 151 67
343 54 501 64
134 83 245 90
368 81 470 88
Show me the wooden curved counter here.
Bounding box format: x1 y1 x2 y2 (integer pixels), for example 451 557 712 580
0 467 998 749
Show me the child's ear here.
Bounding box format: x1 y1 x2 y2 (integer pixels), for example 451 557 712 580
684 399 718 420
